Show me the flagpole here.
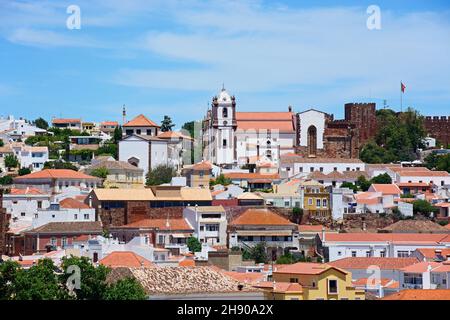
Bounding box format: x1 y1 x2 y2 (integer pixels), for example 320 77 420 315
400 81 403 112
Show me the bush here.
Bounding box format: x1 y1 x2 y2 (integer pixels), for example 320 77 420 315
210 174 232 186
18 167 32 176
146 165 176 186
187 237 202 253
90 167 109 179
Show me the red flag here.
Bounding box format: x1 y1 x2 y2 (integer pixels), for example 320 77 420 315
401 82 406 93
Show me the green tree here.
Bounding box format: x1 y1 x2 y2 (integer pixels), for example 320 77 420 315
292 207 303 224
210 174 232 186
33 117 49 130
95 142 118 159
276 253 296 264
181 121 195 138
341 181 358 193
356 175 371 191
370 173 392 184
113 126 123 143
0 176 13 185
90 167 109 179
249 242 268 264
0 260 20 300
160 115 175 132
187 237 202 253
436 154 450 173
44 160 77 170
18 167 32 176
4 154 19 169
104 277 147 300
424 152 439 170
60 256 110 300
359 141 393 164
13 259 68 300
146 164 176 186
413 200 438 217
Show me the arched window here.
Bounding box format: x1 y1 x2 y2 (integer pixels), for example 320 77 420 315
128 157 139 167
307 126 317 156
222 107 228 118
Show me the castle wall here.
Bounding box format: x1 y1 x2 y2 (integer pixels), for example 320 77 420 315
424 116 450 147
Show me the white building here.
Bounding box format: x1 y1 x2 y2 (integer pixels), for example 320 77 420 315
331 187 356 220
12 145 49 171
322 233 450 262
118 134 169 178
203 87 296 167
0 115 47 142
3 187 51 222
183 206 227 246
388 167 450 187
32 197 96 229
280 155 365 179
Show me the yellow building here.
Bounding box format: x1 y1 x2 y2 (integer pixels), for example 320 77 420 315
301 180 330 219
182 160 212 188
255 262 365 300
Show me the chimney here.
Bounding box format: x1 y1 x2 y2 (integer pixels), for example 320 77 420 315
288 105 292 112
362 221 367 231
322 226 326 243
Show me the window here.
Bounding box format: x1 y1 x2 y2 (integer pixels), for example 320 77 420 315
319 167 324 172
351 251 357 257
310 167 314 172
74 214 78 220
62 237 68 247
205 224 219 232
334 167 337 171
356 167 360 171
222 108 228 118
380 251 386 257
126 130 133 136
346 167 350 171
146 129 152 135
308 198 313 205
299 167 303 173
289 278 298 283
84 214 89 220
328 279 338 294
223 139 227 147
397 251 409 258
21 212 25 217
366 251 371 257
338 251 342 256
316 199 321 207
50 237 57 246
158 235 165 244
322 199 327 207
37 201 42 209
136 129 141 134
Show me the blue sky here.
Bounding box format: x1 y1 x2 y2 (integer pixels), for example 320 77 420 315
0 0 449 128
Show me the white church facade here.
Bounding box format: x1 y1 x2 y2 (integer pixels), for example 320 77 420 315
202 88 297 168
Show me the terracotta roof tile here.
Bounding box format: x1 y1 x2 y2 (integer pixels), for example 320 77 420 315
26 221 102 234
382 289 450 300
59 197 90 209
52 118 81 124
100 251 154 268
123 114 159 127
324 232 450 243
9 188 48 196
224 172 279 180
230 208 294 226
118 218 193 231
329 257 419 270
274 262 346 275
14 169 100 180
370 184 402 195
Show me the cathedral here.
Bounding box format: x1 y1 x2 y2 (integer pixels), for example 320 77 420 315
202 88 377 167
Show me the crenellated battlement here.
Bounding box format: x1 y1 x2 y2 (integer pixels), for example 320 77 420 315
424 116 450 122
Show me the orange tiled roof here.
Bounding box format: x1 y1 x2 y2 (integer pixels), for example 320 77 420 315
223 271 266 284
157 131 193 141
397 182 431 188
59 197 90 209
99 251 154 268
254 281 303 293
274 262 345 275
14 169 99 180
415 248 450 259
371 184 401 195
118 218 193 231
352 278 400 289
224 172 280 180
382 289 450 300
178 259 196 267
329 257 419 270
298 224 326 232
230 208 295 226
123 114 159 127
52 118 81 124
235 112 295 133
398 170 450 177
101 121 118 126
9 188 48 195
401 261 442 273
191 160 213 171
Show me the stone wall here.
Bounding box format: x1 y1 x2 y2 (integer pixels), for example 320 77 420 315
424 116 450 147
